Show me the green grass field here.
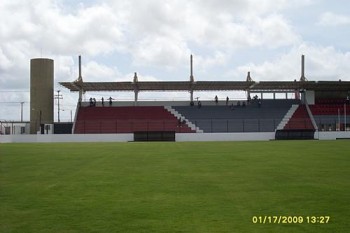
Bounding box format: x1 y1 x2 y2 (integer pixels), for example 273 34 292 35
1 141 349 233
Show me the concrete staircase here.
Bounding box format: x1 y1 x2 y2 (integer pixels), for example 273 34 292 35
277 105 299 130
164 106 203 133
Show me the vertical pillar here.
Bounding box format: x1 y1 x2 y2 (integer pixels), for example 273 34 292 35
133 72 139 104
30 58 54 134
190 54 194 102
246 71 253 82
135 90 139 103
300 55 307 82
78 55 83 103
190 54 194 82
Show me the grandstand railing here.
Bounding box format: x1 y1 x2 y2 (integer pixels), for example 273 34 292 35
314 117 350 131
190 118 281 132
74 119 194 134
74 118 350 133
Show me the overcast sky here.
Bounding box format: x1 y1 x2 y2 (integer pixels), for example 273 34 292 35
1 0 350 122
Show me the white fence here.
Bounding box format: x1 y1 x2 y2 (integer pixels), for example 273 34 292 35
1 131 349 143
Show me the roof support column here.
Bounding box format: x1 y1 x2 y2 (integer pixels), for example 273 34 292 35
189 54 194 103
134 90 139 103
77 55 84 104
133 72 139 104
246 72 253 102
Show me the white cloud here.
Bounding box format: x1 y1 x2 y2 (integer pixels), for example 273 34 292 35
0 0 302 74
196 52 230 72
112 0 301 68
189 0 312 18
319 12 350 26
0 0 125 57
0 48 13 70
38 3 125 56
0 0 349 121
132 36 190 69
83 61 121 82
54 56 75 82
235 43 350 81
241 14 300 48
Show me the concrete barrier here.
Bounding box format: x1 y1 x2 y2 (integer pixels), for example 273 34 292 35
2 131 349 143
0 134 133 143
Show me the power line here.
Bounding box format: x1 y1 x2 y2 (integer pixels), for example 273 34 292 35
0 102 27 122
0 101 29 104
0 90 30 92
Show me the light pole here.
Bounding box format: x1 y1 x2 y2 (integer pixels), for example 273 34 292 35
54 90 63 122
20 102 24 122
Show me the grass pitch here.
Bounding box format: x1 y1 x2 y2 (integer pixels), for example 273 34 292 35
0 141 349 233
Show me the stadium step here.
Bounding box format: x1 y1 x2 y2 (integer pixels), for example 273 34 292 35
283 105 315 130
164 106 203 133
277 105 299 130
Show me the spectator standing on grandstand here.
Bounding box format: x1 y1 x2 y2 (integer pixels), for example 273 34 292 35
93 98 96 106
215 95 218 105
89 97 93 106
198 101 202 109
108 97 113 106
226 96 229 106
101 97 104 107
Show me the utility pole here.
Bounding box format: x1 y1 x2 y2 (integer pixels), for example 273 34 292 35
54 90 63 122
20 102 24 122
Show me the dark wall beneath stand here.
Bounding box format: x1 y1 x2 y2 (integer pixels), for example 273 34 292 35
134 131 175 141
54 123 73 134
275 129 315 140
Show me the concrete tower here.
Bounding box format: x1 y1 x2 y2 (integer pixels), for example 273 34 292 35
30 58 54 134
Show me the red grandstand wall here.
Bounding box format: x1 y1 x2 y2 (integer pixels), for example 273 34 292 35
74 106 195 134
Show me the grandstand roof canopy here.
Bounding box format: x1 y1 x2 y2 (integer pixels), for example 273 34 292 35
60 55 350 93
59 80 350 92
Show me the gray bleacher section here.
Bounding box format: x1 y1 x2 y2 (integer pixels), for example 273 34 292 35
314 115 350 131
173 99 300 132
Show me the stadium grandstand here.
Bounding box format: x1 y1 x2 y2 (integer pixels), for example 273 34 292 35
1 55 349 142
57 55 350 141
